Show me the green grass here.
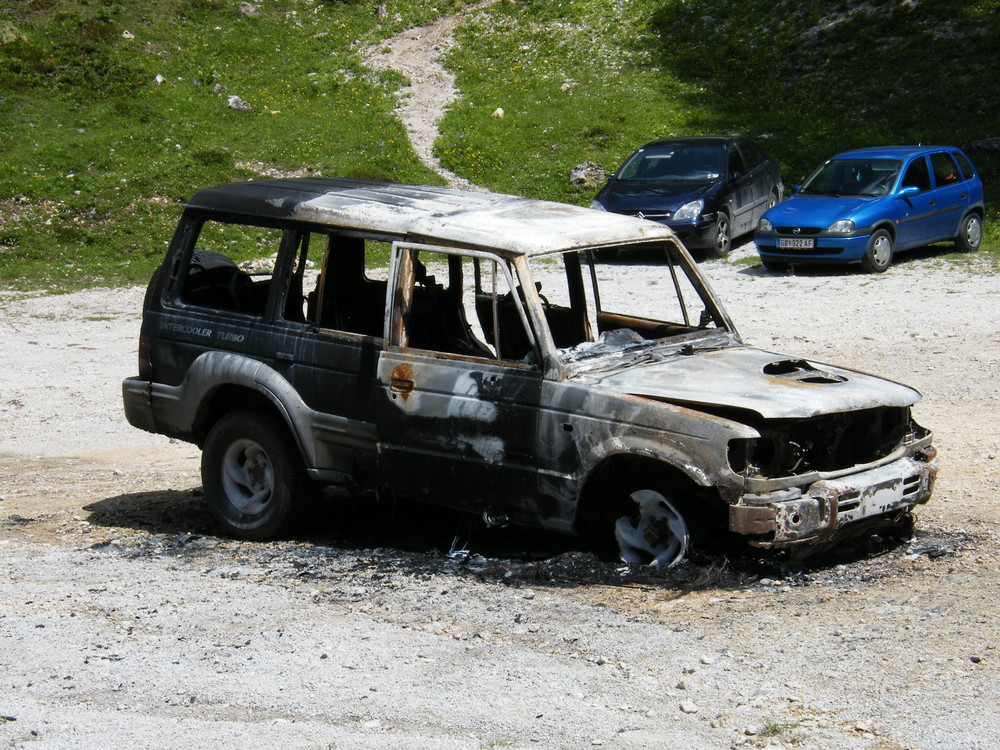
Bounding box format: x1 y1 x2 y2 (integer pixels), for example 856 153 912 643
0 0 475 288
1 0 998 288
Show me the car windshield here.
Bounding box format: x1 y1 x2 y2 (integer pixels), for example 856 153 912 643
521 244 733 376
617 145 724 182
799 158 901 197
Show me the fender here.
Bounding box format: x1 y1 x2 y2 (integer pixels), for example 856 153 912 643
150 351 375 469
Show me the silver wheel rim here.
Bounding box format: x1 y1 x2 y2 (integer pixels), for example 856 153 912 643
872 234 892 265
965 217 982 248
614 489 690 567
715 217 730 254
221 439 274 515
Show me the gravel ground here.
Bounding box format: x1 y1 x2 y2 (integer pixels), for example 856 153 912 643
2 242 999 750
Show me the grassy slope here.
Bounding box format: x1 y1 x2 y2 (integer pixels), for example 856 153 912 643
0 0 474 287
1 0 998 288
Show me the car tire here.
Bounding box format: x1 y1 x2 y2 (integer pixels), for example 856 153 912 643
202 409 313 540
955 213 982 252
861 229 893 273
612 486 692 567
767 189 780 210
705 211 732 259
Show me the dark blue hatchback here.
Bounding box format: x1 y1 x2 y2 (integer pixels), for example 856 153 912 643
754 145 985 273
591 136 783 257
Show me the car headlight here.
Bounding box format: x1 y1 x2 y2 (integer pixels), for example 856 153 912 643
673 199 703 222
757 217 773 232
827 220 855 234
589 200 606 211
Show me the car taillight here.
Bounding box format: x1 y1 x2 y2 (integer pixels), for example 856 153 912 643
137 333 152 379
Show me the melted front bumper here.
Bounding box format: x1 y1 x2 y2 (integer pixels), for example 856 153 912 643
729 447 938 547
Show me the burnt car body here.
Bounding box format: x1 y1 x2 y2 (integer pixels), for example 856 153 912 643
123 178 936 565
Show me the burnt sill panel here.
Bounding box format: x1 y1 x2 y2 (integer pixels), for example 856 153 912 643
715 405 914 478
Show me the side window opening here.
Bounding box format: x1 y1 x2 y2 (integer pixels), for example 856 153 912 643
930 152 961 188
901 157 932 192
739 141 764 172
307 235 388 337
178 221 283 316
728 143 747 179
953 151 975 182
391 246 537 365
474 257 544 361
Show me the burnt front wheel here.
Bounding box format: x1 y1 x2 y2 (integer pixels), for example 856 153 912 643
202 410 312 540
614 488 690 567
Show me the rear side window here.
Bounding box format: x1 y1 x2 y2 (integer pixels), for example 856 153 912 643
930 152 961 187
738 140 765 171
953 151 976 181
179 221 284 316
901 157 931 192
728 144 747 177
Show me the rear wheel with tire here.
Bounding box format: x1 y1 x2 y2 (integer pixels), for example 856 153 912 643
202 409 313 540
955 213 982 252
861 229 893 273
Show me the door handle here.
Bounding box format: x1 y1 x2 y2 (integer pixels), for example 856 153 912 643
391 377 414 395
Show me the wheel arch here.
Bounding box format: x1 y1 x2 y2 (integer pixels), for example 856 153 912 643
870 220 897 242
573 452 726 542
183 354 312 465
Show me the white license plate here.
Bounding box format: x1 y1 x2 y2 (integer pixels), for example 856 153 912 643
779 237 814 248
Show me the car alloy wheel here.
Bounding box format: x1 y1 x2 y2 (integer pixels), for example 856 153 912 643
614 488 690 567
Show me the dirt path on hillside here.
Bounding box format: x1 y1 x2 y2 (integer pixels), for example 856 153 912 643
363 1 497 189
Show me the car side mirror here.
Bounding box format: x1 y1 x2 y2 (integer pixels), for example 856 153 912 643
730 171 743 183
896 186 920 199
791 184 802 195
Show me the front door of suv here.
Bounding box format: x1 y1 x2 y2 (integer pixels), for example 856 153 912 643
376 244 543 520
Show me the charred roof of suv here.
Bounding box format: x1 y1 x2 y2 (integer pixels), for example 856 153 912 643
185 178 677 258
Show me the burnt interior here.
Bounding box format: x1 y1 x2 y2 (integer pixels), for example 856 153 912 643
725 406 918 478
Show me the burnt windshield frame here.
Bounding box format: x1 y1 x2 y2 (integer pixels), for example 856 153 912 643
583 241 733 335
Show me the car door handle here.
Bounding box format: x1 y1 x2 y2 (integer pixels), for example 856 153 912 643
391 377 414 395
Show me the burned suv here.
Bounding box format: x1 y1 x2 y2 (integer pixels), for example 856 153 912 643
123 178 937 565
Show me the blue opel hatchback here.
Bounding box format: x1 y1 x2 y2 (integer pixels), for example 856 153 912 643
754 146 984 273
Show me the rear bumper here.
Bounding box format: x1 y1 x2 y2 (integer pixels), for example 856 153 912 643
122 377 157 433
729 447 938 547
